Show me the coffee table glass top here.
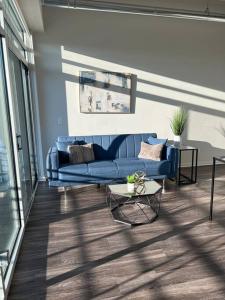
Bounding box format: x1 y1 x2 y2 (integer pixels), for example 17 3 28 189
108 180 162 198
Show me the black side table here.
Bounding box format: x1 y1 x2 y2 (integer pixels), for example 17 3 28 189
209 156 225 221
176 145 198 185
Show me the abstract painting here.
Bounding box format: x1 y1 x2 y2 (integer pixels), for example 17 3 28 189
79 71 132 113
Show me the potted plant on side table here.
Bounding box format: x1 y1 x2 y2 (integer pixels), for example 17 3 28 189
170 106 188 146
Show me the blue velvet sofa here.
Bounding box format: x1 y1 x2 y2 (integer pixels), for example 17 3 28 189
46 133 178 187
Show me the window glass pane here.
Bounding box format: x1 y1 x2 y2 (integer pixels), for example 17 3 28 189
0 40 21 276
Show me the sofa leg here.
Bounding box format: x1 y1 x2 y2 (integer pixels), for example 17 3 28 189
162 179 166 194
97 184 101 189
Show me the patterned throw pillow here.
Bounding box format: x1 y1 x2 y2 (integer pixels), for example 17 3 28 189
82 144 95 162
138 142 163 161
56 141 79 164
67 145 84 164
67 144 95 164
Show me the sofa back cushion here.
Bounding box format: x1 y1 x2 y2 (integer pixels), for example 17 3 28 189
56 140 82 164
57 133 157 162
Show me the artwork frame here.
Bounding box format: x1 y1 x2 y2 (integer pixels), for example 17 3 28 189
79 71 133 114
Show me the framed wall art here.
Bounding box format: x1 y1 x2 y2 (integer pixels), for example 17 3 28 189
79 71 132 113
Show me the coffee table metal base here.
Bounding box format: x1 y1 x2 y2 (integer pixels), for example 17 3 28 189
106 188 161 226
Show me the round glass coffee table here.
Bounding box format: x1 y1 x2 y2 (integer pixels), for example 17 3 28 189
106 180 162 226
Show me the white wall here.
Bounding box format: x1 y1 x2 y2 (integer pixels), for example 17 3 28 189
34 6 225 173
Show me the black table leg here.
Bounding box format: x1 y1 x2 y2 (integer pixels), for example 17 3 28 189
210 157 216 221
178 150 181 185
195 149 198 183
191 150 194 182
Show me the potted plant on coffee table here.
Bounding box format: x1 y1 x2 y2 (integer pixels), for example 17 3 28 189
127 174 136 193
170 106 188 146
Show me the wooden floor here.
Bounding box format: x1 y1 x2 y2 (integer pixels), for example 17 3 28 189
8 166 225 300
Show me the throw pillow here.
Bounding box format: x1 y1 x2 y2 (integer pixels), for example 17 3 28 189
56 141 79 164
67 144 95 164
148 136 167 145
82 143 95 162
138 142 163 161
67 145 84 164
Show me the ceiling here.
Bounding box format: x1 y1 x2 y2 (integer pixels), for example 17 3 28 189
17 0 225 33
17 0 44 32
42 0 225 14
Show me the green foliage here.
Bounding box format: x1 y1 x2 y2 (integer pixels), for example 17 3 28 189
127 174 136 183
170 107 188 136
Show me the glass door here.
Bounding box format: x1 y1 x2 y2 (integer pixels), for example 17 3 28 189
0 40 21 276
21 65 37 189
9 50 33 218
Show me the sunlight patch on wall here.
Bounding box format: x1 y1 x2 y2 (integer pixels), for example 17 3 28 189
61 45 225 103
61 47 225 114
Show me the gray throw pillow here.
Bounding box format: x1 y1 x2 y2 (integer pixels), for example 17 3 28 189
67 145 84 164
67 144 95 164
82 144 95 162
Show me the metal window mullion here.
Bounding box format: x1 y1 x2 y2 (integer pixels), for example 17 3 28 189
28 68 45 179
7 38 28 67
3 13 26 50
23 31 28 62
3 224 25 298
9 0 30 35
25 70 38 173
0 266 5 299
0 6 4 31
0 24 4 36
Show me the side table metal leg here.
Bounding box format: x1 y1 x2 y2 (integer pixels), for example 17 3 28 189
177 150 181 185
210 157 216 221
195 149 198 183
162 179 166 194
191 149 194 182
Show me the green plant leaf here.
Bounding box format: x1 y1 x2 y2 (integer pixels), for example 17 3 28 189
127 174 136 183
170 107 188 136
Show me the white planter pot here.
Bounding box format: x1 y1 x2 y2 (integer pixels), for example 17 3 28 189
127 183 135 193
174 135 182 146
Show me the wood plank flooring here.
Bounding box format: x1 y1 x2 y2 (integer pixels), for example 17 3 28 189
8 166 225 300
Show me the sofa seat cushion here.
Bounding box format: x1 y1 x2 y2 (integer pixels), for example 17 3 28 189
59 160 119 182
114 158 171 177
141 159 172 176
58 158 172 183
87 160 119 179
114 158 146 177
58 163 88 182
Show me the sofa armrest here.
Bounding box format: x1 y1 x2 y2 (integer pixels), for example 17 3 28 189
166 145 179 178
46 146 59 180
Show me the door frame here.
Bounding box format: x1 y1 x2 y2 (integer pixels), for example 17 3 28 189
0 35 38 300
